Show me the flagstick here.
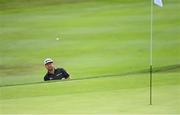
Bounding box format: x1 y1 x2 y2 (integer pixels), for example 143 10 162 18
150 0 153 105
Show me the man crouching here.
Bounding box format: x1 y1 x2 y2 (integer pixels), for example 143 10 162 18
43 58 70 81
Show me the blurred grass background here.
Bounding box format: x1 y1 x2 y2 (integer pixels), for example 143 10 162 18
0 0 179 114
0 0 151 85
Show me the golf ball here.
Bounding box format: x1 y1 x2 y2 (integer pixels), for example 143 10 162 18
56 37 59 40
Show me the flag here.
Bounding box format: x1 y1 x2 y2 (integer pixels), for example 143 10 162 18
154 0 163 7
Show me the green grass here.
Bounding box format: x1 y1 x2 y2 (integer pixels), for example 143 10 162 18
0 0 180 114
0 73 179 114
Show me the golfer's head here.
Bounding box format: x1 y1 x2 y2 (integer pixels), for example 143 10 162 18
44 58 54 71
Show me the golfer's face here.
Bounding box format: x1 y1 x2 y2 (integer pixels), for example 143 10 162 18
45 62 54 71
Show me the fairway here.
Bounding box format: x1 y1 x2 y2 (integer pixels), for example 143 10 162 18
0 0 180 114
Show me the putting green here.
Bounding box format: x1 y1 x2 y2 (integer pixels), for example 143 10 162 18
0 73 179 114
0 0 179 114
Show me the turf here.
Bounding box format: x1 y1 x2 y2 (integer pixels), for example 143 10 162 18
0 0 180 114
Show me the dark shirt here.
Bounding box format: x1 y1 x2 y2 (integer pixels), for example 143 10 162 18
44 68 70 81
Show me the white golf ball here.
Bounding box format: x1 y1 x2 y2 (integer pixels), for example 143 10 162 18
56 37 59 40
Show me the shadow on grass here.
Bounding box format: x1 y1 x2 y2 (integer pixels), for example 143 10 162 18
0 64 180 87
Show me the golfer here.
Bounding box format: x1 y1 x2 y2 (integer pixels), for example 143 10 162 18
43 58 70 81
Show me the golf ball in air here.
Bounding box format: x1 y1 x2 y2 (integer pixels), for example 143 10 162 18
56 37 60 40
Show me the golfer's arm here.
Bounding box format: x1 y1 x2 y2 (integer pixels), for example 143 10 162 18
61 68 70 80
66 76 71 80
